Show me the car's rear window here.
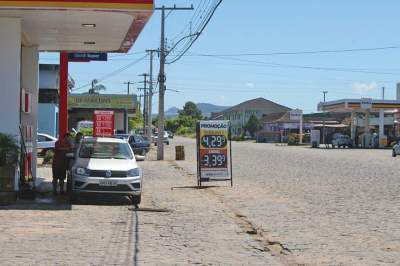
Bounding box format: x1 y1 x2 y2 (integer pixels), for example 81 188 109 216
79 141 133 159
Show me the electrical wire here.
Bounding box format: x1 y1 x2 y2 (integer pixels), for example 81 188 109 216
166 0 223 64
72 54 148 91
186 45 400 57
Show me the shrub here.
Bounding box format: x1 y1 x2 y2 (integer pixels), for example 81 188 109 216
80 128 93 136
288 133 299 145
176 126 194 136
0 133 19 167
42 150 54 165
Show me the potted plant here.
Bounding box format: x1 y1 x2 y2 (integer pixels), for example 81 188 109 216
0 133 19 192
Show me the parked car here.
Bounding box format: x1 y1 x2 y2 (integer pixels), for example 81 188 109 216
37 133 57 156
167 131 174 139
332 134 352 148
114 134 150 155
68 137 142 205
392 141 400 157
153 131 170 145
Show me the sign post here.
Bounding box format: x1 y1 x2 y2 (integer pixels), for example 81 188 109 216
289 109 303 144
196 120 232 187
93 110 114 137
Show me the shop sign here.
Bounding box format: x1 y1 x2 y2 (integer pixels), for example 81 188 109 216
196 120 232 186
68 53 107 62
361 98 373 110
289 109 303 121
93 110 114 137
69 94 135 109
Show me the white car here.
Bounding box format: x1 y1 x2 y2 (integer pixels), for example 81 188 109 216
37 133 57 156
153 131 170 145
392 142 400 157
69 137 143 205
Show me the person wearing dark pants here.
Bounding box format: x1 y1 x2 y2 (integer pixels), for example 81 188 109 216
52 133 72 195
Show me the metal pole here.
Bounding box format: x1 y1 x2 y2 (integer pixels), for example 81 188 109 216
157 6 166 160
146 50 156 140
322 91 328 145
229 124 233 187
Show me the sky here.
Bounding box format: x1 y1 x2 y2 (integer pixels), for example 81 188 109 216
39 0 400 114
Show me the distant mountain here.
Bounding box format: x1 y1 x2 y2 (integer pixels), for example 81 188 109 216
165 107 179 117
164 103 230 118
196 103 230 118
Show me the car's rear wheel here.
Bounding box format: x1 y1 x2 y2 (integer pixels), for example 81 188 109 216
130 195 141 206
393 149 397 157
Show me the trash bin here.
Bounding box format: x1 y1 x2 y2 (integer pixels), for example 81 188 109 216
175 145 185 160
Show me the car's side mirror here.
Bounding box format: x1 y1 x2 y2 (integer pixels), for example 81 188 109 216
66 152 74 159
135 155 145 161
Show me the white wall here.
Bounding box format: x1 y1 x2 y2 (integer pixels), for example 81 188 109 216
0 18 21 136
21 46 39 180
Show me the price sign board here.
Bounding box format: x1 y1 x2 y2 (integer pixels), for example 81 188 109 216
197 120 232 186
93 110 114 137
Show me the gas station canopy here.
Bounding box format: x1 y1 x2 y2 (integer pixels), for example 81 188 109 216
0 0 153 52
318 98 400 113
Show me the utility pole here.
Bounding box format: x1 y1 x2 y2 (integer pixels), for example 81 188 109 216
382 86 385 100
155 4 194 160
322 91 328 146
123 81 134 133
146 49 158 141
138 73 149 136
124 81 134 95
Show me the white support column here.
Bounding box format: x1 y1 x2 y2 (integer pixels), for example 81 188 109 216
0 18 21 191
21 46 39 180
351 111 356 146
379 109 385 148
0 18 21 136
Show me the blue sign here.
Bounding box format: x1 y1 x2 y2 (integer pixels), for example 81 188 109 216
68 53 108 62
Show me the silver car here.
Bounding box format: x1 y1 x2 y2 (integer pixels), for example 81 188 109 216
69 137 142 205
393 142 400 157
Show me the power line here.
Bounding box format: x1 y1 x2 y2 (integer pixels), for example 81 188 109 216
186 45 400 57
193 55 400 75
166 0 223 64
72 54 148 91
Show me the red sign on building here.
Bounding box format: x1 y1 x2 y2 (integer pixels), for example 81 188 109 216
93 110 114 137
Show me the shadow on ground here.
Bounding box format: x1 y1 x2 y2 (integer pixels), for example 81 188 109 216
0 193 72 211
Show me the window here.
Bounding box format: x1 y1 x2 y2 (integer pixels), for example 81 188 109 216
79 141 133 159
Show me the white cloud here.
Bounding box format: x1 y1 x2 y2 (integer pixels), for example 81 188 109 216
351 81 378 94
245 82 255 89
219 95 226 101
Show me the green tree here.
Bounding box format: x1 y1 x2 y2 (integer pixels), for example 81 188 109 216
165 118 180 133
129 109 144 132
178 101 202 119
244 114 261 138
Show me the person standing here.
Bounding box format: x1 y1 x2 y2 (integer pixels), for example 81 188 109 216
52 133 72 195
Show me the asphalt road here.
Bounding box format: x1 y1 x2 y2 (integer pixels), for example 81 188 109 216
169 136 400 265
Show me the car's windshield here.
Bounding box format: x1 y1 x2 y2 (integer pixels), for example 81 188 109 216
79 141 133 159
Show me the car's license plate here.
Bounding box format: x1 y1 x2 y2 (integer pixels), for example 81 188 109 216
99 180 117 186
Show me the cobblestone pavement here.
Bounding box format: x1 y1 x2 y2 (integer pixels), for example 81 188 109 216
0 146 281 265
169 137 400 266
